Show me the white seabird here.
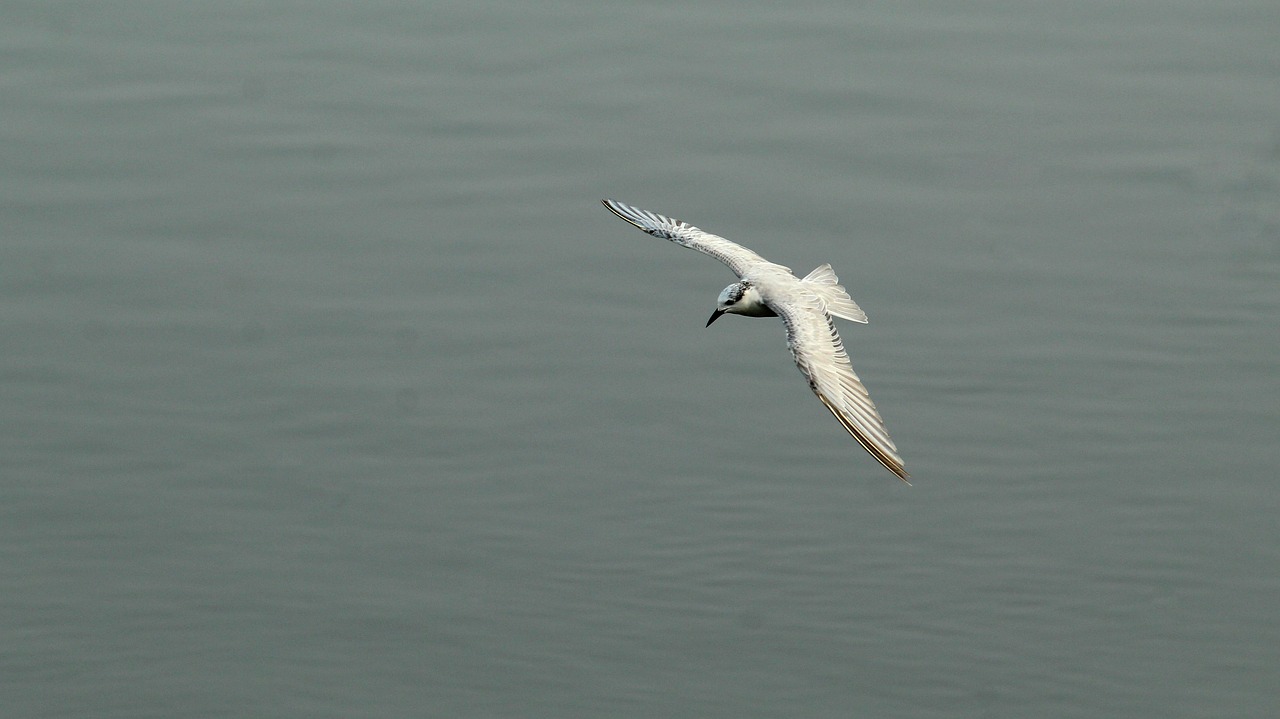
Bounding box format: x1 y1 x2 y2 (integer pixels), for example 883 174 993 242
602 199 909 482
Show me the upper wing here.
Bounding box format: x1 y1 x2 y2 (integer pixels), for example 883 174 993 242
776 296 909 482
602 199 781 278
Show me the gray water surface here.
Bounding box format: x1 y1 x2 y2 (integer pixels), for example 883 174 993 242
3 2 1278 717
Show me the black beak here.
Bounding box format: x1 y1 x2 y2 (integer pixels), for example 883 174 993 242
706 309 726 327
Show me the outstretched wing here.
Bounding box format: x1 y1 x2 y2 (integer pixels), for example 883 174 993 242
776 296 909 482
602 199 783 277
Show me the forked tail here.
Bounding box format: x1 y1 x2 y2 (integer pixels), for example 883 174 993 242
802 264 868 323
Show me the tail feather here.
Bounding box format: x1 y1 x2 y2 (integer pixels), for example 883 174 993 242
802 264 868 323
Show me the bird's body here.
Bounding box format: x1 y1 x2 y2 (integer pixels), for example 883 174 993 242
602 199 909 482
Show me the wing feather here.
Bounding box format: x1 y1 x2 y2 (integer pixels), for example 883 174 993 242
602 199 784 277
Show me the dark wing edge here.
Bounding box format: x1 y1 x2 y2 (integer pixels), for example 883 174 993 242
815 393 911 483
601 199 690 242
601 199 774 277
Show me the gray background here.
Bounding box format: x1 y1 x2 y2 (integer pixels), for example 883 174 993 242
3 1 1278 717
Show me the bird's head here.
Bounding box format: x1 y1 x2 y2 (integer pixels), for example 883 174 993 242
707 281 760 326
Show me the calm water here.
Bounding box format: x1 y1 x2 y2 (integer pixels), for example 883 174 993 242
3 1 1278 717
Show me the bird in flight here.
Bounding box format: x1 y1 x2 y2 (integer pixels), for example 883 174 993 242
602 199 909 482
